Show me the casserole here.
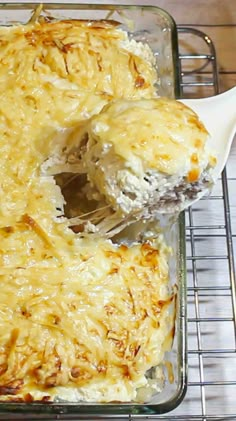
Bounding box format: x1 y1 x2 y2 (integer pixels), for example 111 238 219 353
0 2 187 417
66 97 215 231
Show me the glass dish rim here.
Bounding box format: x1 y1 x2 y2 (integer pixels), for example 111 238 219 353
0 2 187 416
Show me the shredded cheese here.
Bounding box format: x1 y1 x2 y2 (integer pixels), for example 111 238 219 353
0 16 175 403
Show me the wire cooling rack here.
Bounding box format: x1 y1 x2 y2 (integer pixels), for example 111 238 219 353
161 27 236 421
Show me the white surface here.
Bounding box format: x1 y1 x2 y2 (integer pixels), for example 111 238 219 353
181 87 236 180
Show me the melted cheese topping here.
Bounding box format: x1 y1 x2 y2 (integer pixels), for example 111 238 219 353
0 19 157 224
0 18 174 402
89 98 210 176
0 236 175 401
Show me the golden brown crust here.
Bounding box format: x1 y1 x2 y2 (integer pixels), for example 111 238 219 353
86 98 210 177
0 16 173 402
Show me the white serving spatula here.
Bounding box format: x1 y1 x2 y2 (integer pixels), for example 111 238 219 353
179 86 236 207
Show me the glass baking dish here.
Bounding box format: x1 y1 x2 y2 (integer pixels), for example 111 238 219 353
0 2 187 418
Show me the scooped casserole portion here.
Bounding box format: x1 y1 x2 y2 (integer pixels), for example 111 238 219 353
47 97 216 236
0 13 177 403
82 98 216 217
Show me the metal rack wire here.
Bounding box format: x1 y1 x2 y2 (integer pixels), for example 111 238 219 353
159 26 236 421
